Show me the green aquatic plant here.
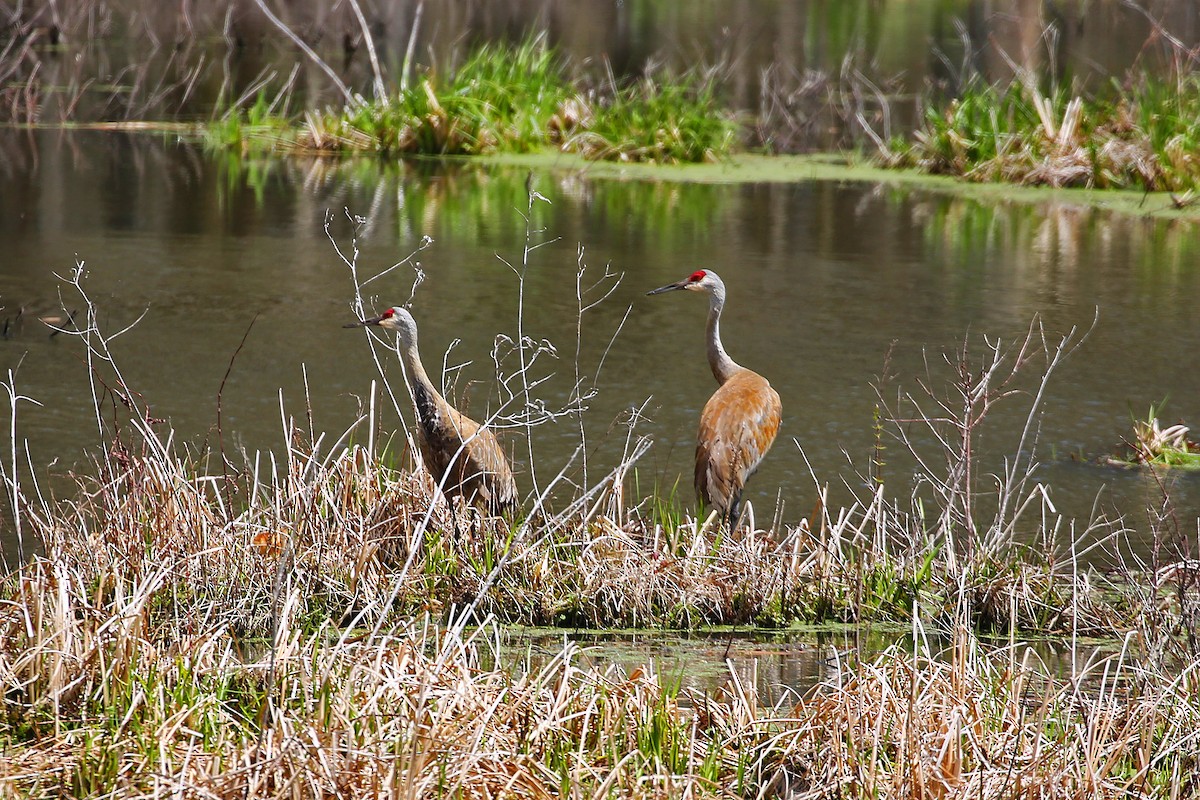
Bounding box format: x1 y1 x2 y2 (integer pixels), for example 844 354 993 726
324 37 573 155
449 37 574 145
1120 402 1200 469
207 38 739 163
205 91 299 152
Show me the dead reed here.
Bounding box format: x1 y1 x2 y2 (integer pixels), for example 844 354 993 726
4 529 1199 797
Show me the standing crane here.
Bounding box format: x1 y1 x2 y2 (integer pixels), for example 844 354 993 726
648 270 782 525
345 306 518 516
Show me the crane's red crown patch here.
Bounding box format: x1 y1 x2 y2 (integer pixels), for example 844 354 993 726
689 270 707 282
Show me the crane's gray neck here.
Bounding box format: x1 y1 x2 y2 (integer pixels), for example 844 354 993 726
706 283 740 384
398 341 444 424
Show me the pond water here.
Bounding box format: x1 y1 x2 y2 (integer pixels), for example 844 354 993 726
501 628 857 704
498 626 1127 704
4 129 1200 566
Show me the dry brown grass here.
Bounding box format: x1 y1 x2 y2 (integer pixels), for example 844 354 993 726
10 417 1136 638
744 631 1200 797
4 530 1199 798
0 400 1195 795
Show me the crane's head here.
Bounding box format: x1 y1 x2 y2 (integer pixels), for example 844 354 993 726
647 269 723 296
344 306 419 347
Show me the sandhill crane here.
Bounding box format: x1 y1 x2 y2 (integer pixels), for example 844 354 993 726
345 306 517 516
648 270 782 525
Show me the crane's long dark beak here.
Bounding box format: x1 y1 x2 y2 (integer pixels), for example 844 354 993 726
343 313 385 328
647 280 688 296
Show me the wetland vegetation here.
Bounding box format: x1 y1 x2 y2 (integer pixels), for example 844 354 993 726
889 71 1200 193
198 23 1200 186
213 38 737 163
8 0 1200 186
7 1 1200 797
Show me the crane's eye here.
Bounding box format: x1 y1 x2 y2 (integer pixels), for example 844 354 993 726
688 270 706 282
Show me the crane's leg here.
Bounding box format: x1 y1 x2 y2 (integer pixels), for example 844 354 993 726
448 498 463 542
726 493 744 532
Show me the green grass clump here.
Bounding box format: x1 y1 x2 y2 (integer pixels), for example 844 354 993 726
206 92 300 152
451 38 574 142
325 38 573 155
899 81 1045 174
566 77 737 163
892 73 1200 192
209 38 737 163
1116 403 1200 469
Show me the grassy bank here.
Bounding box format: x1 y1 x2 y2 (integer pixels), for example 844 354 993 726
15 7 1200 184
889 74 1200 193
212 38 736 164
200 26 1200 189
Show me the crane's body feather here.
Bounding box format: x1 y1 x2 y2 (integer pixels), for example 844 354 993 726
412 381 517 514
695 368 782 518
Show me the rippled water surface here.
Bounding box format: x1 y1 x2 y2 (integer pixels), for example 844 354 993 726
4 130 1200 562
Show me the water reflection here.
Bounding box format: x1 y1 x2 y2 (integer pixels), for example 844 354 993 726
497 626 1133 706
499 627 884 704
4 130 1200 563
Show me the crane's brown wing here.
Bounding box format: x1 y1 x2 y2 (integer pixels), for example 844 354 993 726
694 370 782 513
455 421 518 514
421 406 517 514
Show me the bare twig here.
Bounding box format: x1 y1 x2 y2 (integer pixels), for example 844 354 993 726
250 0 357 108
346 0 386 103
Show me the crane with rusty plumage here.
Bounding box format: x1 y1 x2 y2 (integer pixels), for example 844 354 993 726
648 270 782 526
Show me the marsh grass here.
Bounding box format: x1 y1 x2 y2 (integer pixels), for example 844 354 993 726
893 72 1200 191
305 38 574 156
4 537 1200 797
750 627 1200 797
565 74 738 164
208 91 303 153
1109 403 1200 470
210 38 738 163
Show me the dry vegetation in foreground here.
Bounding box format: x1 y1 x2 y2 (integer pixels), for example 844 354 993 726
2 390 1200 797
4 496 1200 797
3 240 1200 795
